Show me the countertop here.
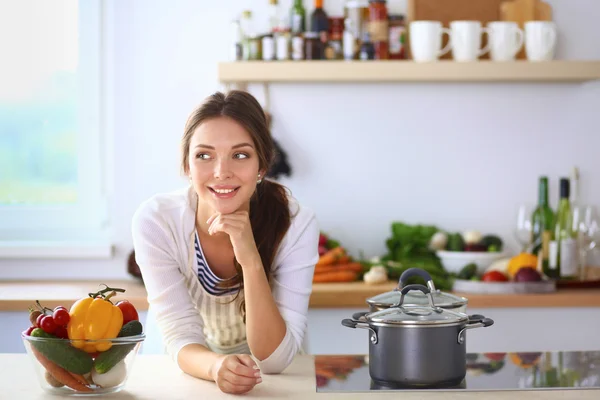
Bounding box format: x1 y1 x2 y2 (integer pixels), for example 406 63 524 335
3 354 599 399
1 280 600 312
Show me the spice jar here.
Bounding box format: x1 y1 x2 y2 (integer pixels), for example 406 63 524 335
327 17 344 59
304 32 321 60
292 33 304 60
388 14 406 59
368 0 388 59
276 29 291 60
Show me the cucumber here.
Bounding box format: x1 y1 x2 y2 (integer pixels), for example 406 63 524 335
94 320 143 374
30 328 94 374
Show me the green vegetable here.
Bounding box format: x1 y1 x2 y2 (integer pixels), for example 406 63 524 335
458 263 478 280
380 222 452 290
326 239 340 249
446 233 465 251
93 320 143 374
481 235 503 252
30 328 93 374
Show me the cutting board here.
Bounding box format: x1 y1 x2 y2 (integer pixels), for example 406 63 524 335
407 0 507 60
500 0 554 59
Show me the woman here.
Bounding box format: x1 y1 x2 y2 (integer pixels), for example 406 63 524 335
131 90 319 394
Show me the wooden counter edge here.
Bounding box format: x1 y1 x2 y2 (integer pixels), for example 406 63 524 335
1 280 600 311
307 281 600 309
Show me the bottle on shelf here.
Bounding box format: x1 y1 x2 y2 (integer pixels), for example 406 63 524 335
268 0 281 33
532 176 555 275
230 19 243 61
367 0 389 59
549 178 578 280
359 31 375 60
290 0 306 34
311 0 329 46
240 10 255 60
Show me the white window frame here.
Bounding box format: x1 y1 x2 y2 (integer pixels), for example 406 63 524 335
0 1 113 259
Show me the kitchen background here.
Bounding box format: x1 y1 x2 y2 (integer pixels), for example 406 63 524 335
1 0 600 364
1 0 599 281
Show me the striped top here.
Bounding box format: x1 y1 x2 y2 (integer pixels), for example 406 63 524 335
194 231 240 296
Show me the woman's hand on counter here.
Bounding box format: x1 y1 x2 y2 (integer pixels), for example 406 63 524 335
210 354 262 395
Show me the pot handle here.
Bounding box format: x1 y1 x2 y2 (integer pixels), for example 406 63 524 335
341 319 379 344
398 268 437 293
352 311 369 321
393 284 440 310
457 316 495 344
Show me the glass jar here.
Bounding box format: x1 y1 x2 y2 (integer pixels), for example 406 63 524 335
368 0 388 59
292 34 304 60
304 32 321 60
344 0 369 41
388 14 406 59
327 17 344 59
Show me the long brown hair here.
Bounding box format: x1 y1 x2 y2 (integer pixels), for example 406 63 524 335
181 90 291 321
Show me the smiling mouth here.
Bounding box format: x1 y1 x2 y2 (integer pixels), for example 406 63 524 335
208 187 240 197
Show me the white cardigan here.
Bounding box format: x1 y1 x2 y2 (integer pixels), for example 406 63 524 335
131 185 319 374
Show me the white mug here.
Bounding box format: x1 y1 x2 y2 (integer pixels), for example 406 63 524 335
525 21 557 61
409 21 452 62
487 21 524 61
450 21 490 62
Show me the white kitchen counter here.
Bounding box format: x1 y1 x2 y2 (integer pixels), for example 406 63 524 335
3 354 599 399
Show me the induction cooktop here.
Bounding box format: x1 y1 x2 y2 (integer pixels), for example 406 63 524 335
315 351 600 393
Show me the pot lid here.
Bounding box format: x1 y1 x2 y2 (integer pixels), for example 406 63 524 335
366 267 468 309
366 304 468 326
365 283 469 326
367 288 467 309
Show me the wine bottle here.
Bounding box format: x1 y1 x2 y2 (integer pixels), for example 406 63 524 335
548 178 578 279
532 176 555 275
290 0 306 34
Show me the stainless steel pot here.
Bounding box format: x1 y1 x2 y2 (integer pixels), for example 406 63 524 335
342 283 494 388
366 267 468 313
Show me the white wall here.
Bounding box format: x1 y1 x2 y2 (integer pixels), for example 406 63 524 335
1 0 599 279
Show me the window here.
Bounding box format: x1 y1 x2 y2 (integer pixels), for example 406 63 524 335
0 1 111 257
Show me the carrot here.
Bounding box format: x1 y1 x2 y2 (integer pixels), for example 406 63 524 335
30 347 92 392
69 372 89 386
335 255 351 265
312 270 357 283
315 367 337 379
316 247 346 266
314 263 363 275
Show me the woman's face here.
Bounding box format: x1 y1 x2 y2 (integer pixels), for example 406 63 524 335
188 117 262 215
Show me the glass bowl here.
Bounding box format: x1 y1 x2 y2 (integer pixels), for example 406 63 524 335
22 332 145 396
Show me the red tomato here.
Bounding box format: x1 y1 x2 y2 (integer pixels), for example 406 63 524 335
22 326 35 336
116 300 139 324
40 315 57 334
36 314 46 328
52 307 70 326
482 270 509 282
54 325 69 339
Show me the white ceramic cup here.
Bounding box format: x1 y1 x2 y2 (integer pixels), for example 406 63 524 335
450 21 490 62
487 21 524 61
409 21 452 62
525 21 557 61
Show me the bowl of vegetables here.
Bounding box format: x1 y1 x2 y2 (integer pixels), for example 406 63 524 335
21 285 145 396
430 230 506 276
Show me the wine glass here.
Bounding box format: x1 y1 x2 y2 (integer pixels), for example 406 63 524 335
515 203 534 253
572 205 600 279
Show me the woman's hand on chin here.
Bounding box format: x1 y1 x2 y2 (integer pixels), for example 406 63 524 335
207 211 261 268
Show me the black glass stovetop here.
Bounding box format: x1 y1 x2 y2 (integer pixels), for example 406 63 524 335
315 351 600 393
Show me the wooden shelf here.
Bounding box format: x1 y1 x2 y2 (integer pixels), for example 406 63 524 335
218 60 600 83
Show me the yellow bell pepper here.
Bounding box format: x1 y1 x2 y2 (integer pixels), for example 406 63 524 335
67 289 124 353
